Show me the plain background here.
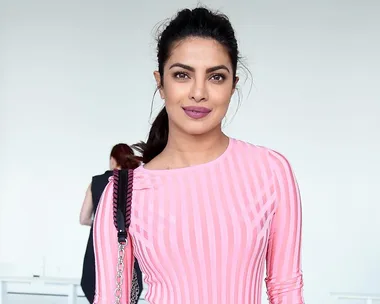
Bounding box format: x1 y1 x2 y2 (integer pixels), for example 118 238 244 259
0 0 379 303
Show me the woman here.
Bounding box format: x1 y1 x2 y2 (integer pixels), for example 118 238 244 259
79 143 143 303
94 7 304 304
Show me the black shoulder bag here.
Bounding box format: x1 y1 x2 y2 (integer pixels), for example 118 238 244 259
112 169 140 304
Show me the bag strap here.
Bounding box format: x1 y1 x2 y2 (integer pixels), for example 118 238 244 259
112 168 137 304
113 169 134 243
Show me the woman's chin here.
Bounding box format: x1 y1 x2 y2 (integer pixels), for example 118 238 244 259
182 123 220 136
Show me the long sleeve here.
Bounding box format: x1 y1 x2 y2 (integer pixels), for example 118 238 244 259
265 151 304 304
93 179 135 304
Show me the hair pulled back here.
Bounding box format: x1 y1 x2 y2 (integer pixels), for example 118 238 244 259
110 143 141 169
134 7 240 163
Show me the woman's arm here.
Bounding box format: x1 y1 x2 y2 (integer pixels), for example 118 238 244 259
265 150 304 304
79 183 93 226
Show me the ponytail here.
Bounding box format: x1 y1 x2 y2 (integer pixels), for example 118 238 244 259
110 143 141 170
133 107 169 164
119 154 141 170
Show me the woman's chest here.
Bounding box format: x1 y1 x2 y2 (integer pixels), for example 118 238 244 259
130 175 276 256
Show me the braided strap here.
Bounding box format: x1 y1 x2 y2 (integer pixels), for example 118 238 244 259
112 169 120 230
113 169 134 231
126 169 133 229
112 168 140 303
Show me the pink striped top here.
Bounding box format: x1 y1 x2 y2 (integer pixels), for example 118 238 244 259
93 138 304 304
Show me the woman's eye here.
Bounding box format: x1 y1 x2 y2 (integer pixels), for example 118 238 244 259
210 74 225 82
174 72 189 79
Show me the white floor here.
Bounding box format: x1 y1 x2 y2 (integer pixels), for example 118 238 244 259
0 276 149 304
3 293 380 304
1 277 380 304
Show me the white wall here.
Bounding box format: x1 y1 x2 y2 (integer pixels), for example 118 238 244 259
0 0 379 303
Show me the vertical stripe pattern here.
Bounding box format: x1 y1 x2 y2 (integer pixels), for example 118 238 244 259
93 138 304 304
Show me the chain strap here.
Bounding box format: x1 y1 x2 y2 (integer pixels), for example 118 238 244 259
114 242 140 304
113 169 140 304
114 242 125 304
130 269 140 304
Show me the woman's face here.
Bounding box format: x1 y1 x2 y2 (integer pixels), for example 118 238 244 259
154 37 238 136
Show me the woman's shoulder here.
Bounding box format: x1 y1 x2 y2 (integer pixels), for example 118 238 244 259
231 138 292 166
91 170 113 184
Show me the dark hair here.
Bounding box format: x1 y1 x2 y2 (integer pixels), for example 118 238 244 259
134 7 241 163
110 143 141 169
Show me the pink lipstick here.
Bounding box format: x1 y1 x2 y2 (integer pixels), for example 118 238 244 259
182 106 212 119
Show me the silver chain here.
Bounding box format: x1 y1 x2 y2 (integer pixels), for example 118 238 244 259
114 242 140 304
130 270 140 304
114 242 125 304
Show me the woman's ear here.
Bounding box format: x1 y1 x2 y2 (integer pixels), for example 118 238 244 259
153 71 165 99
232 76 239 94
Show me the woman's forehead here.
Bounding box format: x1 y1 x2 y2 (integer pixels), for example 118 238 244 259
166 37 232 69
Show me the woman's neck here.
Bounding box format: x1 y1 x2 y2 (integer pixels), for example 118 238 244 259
161 128 229 169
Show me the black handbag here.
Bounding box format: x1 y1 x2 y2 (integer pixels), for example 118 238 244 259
112 169 140 304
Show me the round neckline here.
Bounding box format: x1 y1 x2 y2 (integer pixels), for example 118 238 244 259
138 137 235 175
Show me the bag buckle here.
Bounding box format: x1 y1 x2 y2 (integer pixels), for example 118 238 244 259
117 230 127 243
